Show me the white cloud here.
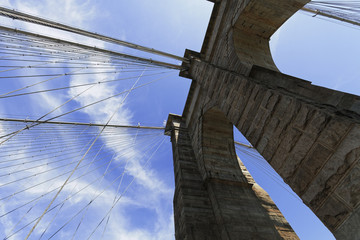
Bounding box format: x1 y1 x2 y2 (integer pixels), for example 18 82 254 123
0 1 174 239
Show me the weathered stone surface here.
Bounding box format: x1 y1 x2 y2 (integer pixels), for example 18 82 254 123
166 110 299 239
166 115 221 240
317 118 351 149
278 134 315 181
335 161 360 209
316 195 351 231
303 144 333 176
172 0 360 238
335 205 360 240
302 125 360 211
183 38 360 239
270 128 302 171
184 53 360 237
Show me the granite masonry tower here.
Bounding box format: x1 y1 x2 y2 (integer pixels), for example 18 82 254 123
165 0 360 239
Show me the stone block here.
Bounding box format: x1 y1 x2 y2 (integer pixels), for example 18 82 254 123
292 104 314 131
317 195 351 231
304 110 329 138
271 128 302 171
317 117 351 149
302 125 360 210
337 94 355 110
271 95 294 120
350 97 360 115
245 108 271 145
237 84 260 130
302 143 333 176
279 134 315 181
335 205 360 240
335 160 360 209
261 90 279 110
289 167 313 195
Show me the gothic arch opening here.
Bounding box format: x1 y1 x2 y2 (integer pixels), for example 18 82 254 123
198 107 299 239
233 127 336 240
232 0 310 71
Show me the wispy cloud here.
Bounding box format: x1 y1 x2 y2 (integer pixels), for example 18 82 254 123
0 0 174 239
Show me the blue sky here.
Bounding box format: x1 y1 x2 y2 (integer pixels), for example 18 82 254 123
0 0 359 239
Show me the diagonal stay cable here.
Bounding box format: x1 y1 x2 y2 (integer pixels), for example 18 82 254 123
0 123 88 159
0 72 169 145
0 62 49 73
72 125 140 239
0 84 96 145
0 129 157 154
48 135 165 239
2 62 128 141
0 131 163 221
0 71 173 99
39 142 107 239
67 130 146 239
44 161 132 240
235 146 302 202
3 156 125 240
1 131 163 237
0 58 90 97
6 181 59 238
0 69 161 79
87 137 166 238
100 131 160 239
0 137 138 178
38 151 117 240
0 139 130 218
302 1 360 27
0 127 160 151
24 65 148 239
0 133 144 189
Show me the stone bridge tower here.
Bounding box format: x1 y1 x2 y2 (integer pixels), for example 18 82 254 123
165 0 360 239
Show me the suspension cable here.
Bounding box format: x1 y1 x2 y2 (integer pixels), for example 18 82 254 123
0 6 188 63
0 25 183 69
302 0 360 27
